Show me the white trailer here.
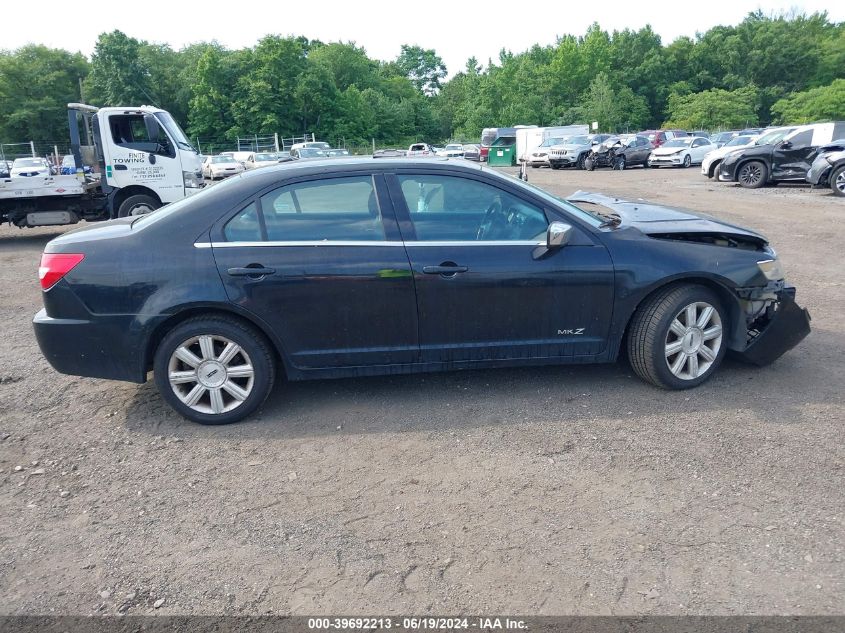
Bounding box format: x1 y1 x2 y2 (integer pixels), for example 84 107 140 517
516 125 591 163
0 103 203 228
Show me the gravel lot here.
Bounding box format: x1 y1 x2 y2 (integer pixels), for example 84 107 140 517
1 166 842 615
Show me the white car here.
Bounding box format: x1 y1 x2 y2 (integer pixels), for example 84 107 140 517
437 143 465 157
525 136 568 167
700 134 759 178
11 157 52 178
244 152 281 170
648 136 714 168
202 155 245 180
408 143 435 156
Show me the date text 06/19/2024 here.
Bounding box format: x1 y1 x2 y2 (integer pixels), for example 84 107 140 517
307 617 528 630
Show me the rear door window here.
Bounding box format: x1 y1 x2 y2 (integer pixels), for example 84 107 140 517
256 176 386 242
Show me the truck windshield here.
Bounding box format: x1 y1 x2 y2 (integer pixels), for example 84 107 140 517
481 129 499 147
154 112 195 152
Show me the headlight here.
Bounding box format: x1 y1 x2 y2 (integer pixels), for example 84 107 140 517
183 170 203 188
757 258 785 281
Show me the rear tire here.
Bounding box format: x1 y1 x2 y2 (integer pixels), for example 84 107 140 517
737 160 767 189
627 285 727 390
153 316 276 425
830 165 845 197
117 194 159 218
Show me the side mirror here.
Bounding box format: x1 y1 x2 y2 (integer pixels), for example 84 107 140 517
780 140 792 149
547 221 573 248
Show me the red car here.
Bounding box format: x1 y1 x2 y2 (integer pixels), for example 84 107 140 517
639 130 670 148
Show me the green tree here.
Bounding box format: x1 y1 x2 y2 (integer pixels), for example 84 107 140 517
770 79 845 123
0 45 89 142
396 45 447 95
663 86 759 129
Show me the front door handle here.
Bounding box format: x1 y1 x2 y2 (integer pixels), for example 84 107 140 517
227 266 276 278
422 263 468 277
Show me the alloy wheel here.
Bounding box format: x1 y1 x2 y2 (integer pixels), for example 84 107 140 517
739 163 763 186
835 169 845 195
664 301 723 380
167 334 255 415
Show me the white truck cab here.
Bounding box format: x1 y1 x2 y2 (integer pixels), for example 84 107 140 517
2 103 203 228
85 104 204 215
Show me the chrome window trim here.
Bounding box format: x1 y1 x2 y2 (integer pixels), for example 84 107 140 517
194 240 544 248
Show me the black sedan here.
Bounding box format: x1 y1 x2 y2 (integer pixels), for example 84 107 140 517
34 159 811 424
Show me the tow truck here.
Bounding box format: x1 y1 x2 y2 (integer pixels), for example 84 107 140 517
0 103 203 228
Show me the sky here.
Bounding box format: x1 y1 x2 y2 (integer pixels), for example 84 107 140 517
4 0 843 76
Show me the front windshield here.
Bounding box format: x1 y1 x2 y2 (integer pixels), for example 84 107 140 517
299 148 326 158
568 136 590 145
445 144 462 150
255 153 275 161
725 136 753 147
154 111 195 152
481 129 498 146
212 156 235 163
754 128 794 145
14 158 44 167
662 138 693 148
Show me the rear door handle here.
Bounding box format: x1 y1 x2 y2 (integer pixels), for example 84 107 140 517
227 266 276 277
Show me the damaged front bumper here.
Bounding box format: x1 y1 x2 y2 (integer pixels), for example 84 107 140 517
733 286 811 366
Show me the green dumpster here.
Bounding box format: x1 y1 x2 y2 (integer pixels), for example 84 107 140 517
486 136 517 166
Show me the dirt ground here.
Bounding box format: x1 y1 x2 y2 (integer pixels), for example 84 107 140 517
0 165 842 616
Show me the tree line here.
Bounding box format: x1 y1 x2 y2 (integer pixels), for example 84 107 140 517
0 10 842 149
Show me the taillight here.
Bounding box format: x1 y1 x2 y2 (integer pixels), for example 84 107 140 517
39 253 84 290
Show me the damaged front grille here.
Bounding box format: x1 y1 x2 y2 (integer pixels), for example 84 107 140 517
648 232 767 251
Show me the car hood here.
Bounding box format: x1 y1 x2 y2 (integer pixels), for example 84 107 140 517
11 167 49 175
817 139 845 153
650 145 691 155
704 143 755 160
566 191 768 245
815 148 845 163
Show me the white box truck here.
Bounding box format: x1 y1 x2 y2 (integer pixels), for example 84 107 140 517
0 103 204 228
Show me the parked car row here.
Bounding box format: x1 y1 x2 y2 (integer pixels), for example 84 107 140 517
706 121 845 193
203 143 353 180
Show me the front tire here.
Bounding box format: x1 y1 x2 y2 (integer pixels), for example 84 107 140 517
585 156 595 171
153 316 276 425
117 194 160 218
576 153 587 170
613 155 626 170
627 285 727 390
682 154 692 168
708 160 721 178
737 160 767 188
830 165 845 197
